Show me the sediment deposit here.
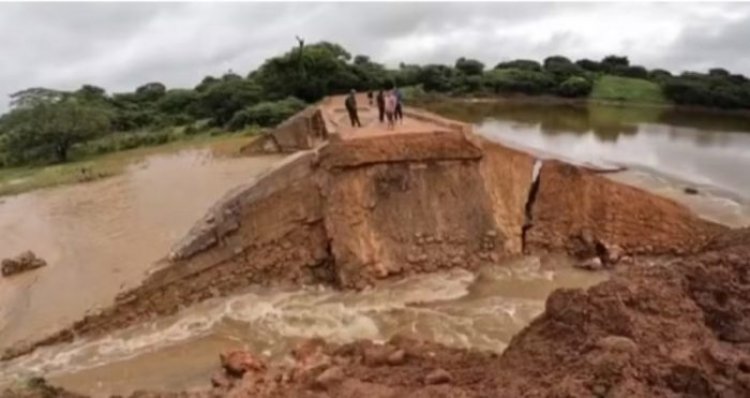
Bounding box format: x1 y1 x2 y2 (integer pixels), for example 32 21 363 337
2 95 742 398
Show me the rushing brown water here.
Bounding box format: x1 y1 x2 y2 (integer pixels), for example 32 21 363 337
1 102 748 396
0 150 282 352
4 257 605 396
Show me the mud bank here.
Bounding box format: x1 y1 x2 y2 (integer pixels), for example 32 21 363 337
174 227 750 398
8 228 749 398
0 96 728 370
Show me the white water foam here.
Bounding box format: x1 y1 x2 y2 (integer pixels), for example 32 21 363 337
0 268 476 384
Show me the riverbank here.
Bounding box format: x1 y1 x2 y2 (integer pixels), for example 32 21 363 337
3 92 748 200
0 133 257 198
407 89 750 118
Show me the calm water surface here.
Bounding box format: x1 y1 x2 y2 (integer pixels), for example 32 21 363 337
427 101 750 226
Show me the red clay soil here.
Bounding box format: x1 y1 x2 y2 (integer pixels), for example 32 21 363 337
8 231 746 398
0 109 728 363
96 228 749 398
2 98 744 398
525 160 724 259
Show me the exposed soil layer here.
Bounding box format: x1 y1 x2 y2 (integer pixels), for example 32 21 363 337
151 227 750 398
11 228 748 398
525 160 724 259
0 97 730 374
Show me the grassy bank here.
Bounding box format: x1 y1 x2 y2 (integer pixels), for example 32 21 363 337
590 75 668 105
0 132 256 198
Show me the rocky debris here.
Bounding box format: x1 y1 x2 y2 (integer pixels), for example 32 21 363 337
210 371 231 388
387 349 406 365
575 256 604 271
1 251 47 277
314 366 345 389
220 350 266 377
595 335 638 353
424 368 452 385
180 228 750 398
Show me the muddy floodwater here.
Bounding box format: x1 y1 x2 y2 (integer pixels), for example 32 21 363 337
427 101 750 227
1 102 749 396
0 150 282 352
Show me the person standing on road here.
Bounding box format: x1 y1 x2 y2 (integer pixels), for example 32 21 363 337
394 86 404 123
384 90 397 130
376 90 385 123
345 89 362 128
367 91 374 106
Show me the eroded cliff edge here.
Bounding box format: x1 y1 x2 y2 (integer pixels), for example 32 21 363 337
1 102 727 365
180 227 750 398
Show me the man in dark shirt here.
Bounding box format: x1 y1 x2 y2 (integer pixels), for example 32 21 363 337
376 90 385 123
394 87 404 123
345 90 362 127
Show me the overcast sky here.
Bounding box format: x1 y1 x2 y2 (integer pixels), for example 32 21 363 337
1 2 750 111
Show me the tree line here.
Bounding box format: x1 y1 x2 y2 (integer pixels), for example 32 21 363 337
1 40 749 166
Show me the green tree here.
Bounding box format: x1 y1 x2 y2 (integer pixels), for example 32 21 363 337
196 76 220 92
543 55 573 69
349 56 389 90
708 68 730 78
418 64 455 92
2 99 110 163
9 87 68 109
557 76 593 97
256 41 355 101
392 63 422 87
157 89 199 115
575 59 602 72
543 56 584 82
74 85 108 104
134 82 167 102
195 78 262 126
227 97 306 131
601 55 629 72
495 59 542 71
615 65 648 79
648 69 672 81
482 68 555 94
455 57 485 76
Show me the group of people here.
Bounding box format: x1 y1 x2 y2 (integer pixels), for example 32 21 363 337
371 88 404 129
344 87 404 130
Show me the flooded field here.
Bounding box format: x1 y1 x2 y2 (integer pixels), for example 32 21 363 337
1 101 749 396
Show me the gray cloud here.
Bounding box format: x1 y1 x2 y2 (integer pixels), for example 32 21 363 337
1 2 749 111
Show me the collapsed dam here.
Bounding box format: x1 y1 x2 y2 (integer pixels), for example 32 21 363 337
4 95 748 397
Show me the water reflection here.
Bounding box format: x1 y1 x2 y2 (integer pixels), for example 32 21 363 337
425 101 750 200
427 101 750 139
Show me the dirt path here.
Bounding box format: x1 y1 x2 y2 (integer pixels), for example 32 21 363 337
322 94 452 139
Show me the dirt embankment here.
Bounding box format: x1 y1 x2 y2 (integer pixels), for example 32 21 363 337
10 228 746 398
0 100 729 379
256 227 749 398
113 227 747 398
